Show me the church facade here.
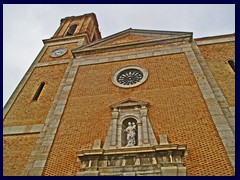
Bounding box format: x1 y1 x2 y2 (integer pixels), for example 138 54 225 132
3 13 235 176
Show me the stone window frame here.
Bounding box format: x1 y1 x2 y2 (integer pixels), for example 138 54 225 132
112 65 149 88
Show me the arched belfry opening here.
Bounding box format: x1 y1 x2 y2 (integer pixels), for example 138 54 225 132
66 24 77 36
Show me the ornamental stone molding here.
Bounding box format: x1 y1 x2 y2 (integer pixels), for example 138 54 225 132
77 137 187 176
103 98 157 149
76 99 187 176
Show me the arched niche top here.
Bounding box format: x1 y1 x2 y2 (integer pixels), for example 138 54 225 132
120 115 140 124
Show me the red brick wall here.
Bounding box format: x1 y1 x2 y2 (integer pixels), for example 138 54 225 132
198 42 235 106
4 64 68 126
3 134 38 176
44 53 233 175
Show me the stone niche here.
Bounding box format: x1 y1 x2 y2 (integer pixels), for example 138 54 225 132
76 99 187 176
103 98 158 149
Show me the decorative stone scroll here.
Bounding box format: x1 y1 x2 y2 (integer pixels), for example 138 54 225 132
76 142 187 176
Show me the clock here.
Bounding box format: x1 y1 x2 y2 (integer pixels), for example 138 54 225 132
112 66 148 88
50 48 68 57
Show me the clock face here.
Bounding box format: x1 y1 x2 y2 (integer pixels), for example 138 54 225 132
50 48 67 57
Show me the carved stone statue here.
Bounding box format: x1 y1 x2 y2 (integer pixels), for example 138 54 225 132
125 122 137 147
132 122 136 145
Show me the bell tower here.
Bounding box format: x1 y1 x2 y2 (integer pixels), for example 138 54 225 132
3 13 101 176
51 13 101 42
3 12 101 121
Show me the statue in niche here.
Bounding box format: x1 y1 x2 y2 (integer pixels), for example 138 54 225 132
125 122 137 147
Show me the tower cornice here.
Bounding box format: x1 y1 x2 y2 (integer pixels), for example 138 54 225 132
42 33 90 45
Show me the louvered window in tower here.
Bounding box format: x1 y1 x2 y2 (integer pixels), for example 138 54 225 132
66 24 77 36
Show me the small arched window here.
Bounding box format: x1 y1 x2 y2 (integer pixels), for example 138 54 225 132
66 24 77 36
32 82 45 101
228 60 235 72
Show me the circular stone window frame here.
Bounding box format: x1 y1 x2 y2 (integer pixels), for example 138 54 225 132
112 65 149 88
49 48 68 58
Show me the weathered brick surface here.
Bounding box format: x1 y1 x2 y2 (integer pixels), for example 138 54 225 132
3 134 38 176
198 42 235 106
43 53 233 176
4 64 68 126
39 43 77 63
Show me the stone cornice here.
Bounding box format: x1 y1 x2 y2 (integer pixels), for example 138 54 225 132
195 36 235 45
73 44 191 67
110 98 150 109
3 124 44 135
76 28 193 50
43 33 90 45
77 144 187 157
35 59 70 67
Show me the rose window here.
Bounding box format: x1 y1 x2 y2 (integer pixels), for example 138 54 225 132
112 66 148 88
117 69 143 85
